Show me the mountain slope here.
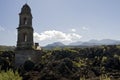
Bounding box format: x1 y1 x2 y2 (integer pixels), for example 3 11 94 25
70 39 120 46
46 42 65 47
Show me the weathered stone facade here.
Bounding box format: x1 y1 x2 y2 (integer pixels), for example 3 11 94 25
15 4 41 67
17 4 33 49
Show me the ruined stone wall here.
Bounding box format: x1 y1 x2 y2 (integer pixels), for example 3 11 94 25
15 50 41 67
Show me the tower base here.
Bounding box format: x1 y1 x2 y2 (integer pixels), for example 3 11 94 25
15 49 40 67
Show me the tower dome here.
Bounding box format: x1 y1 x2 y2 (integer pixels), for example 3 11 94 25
21 4 31 14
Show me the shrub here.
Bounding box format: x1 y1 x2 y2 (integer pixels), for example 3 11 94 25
0 69 22 80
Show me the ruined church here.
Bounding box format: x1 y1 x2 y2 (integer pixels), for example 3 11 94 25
15 4 41 67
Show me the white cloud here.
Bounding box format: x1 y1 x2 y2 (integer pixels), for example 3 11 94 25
0 25 5 31
71 29 76 32
34 30 82 43
82 26 89 30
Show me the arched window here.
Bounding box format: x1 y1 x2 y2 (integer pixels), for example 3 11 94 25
23 17 28 25
23 33 27 42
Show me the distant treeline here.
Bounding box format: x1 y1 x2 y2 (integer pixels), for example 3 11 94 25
0 45 15 51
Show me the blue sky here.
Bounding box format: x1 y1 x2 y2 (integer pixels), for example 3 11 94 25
0 0 120 46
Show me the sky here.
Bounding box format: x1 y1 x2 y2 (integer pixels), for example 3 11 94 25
0 0 120 46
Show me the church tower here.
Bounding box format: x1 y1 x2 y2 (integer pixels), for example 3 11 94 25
15 4 40 67
17 4 33 50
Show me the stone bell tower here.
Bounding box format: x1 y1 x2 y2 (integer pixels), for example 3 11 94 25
15 4 40 67
17 4 33 49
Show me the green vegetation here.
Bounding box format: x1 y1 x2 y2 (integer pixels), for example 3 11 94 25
0 69 22 80
0 45 120 80
0 45 15 51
